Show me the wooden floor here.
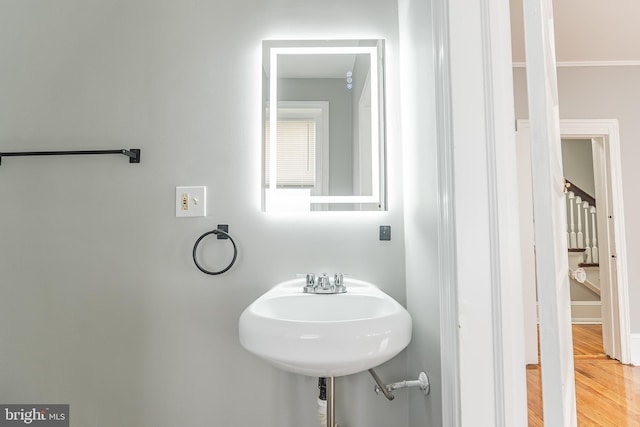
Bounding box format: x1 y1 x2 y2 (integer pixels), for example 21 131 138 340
527 324 640 426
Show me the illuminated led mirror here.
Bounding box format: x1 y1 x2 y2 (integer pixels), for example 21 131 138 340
262 40 387 212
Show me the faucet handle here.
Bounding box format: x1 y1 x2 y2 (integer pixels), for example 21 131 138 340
333 273 347 293
298 273 316 293
306 273 316 285
296 273 316 283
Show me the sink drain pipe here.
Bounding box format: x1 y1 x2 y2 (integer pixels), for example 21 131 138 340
317 377 337 427
317 378 327 426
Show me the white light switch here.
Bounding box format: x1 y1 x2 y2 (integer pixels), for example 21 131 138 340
176 186 207 217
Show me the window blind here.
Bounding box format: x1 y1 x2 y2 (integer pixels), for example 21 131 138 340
265 119 316 187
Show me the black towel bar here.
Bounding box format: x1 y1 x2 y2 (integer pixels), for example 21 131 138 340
0 148 141 165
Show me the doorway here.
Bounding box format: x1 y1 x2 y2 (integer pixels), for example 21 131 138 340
562 138 601 326
517 119 630 365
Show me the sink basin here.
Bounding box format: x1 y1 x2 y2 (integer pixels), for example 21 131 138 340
238 278 412 377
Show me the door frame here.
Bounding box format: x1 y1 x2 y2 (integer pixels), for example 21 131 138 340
517 119 630 364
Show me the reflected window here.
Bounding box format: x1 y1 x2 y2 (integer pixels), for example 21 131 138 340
264 101 329 194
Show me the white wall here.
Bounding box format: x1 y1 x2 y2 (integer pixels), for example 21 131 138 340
513 65 640 332
0 1 410 426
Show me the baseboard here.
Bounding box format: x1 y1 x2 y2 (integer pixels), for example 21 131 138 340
535 301 602 324
630 334 640 366
570 301 601 324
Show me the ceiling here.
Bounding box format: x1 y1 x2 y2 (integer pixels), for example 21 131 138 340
510 0 640 63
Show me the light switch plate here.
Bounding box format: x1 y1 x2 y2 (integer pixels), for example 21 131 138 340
176 186 207 217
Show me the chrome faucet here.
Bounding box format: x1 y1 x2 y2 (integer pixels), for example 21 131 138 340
333 273 346 293
301 273 347 294
303 273 316 293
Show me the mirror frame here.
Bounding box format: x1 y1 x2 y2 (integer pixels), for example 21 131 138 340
263 40 387 212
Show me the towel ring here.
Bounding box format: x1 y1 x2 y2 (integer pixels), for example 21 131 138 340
192 229 237 275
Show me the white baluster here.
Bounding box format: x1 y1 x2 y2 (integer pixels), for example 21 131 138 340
583 201 592 263
565 192 571 247
591 206 598 264
568 192 577 248
575 196 584 248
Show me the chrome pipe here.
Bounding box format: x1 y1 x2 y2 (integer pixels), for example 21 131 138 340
369 369 430 399
368 369 395 400
327 376 336 427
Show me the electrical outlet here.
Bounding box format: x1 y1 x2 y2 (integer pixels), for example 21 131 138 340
176 186 207 217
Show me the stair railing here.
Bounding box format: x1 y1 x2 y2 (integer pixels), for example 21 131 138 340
564 179 598 264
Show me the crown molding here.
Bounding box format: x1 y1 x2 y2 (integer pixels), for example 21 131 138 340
512 60 640 68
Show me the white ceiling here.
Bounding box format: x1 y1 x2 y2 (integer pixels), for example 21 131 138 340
510 0 640 63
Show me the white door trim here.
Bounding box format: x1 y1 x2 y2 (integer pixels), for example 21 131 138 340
445 0 528 424
515 126 539 365
560 119 629 363
431 0 462 421
521 0 577 421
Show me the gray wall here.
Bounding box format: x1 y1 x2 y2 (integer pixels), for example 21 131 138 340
398 0 443 425
0 1 410 426
562 138 595 197
513 65 640 331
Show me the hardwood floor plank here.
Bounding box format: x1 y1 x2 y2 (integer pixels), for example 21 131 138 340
527 324 640 426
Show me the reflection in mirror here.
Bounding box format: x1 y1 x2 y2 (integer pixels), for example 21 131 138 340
262 40 386 212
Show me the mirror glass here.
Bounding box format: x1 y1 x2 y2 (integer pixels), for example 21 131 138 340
262 40 386 212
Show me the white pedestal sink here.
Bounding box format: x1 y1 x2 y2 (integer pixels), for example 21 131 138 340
238 277 412 377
